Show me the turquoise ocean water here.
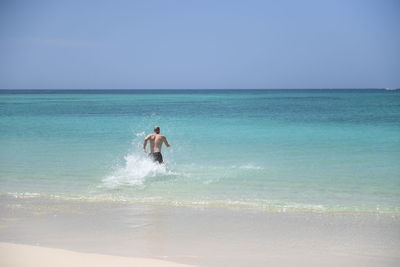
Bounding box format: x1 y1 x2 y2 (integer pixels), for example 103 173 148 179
1 89 399 213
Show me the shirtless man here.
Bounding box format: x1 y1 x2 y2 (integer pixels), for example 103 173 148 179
143 126 170 164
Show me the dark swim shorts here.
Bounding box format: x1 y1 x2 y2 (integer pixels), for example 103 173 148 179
149 152 163 164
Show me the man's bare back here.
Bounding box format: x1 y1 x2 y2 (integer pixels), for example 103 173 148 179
144 133 169 153
143 126 170 163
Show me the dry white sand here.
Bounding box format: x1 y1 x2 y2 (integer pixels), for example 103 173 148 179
0 242 195 267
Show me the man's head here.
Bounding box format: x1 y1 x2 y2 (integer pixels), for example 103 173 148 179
154 126 160 134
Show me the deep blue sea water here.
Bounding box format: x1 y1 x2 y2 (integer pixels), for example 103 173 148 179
1 89 399 213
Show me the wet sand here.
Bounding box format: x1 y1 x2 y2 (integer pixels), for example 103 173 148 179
0 195 399 266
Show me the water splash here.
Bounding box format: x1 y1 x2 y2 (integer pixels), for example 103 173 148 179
102 154 173 188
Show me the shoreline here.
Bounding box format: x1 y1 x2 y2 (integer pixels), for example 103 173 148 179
3 192 399 216
1 195 399 266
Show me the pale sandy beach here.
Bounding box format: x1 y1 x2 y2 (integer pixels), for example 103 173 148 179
0 242 196 267
0 195 399 267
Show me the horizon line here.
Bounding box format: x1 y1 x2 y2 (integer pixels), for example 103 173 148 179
0 88 396 90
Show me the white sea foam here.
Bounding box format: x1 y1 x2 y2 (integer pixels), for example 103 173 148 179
240 164 263 170
231 164 264 170
5 192 41 199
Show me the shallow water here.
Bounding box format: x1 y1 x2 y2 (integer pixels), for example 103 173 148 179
1 89 399 213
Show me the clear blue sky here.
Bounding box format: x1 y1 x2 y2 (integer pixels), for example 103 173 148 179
0 0 399 89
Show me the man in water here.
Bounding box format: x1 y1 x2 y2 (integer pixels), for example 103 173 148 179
143 126 170 164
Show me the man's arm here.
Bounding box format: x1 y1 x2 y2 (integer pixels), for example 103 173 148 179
163 136 170 147
143 135 151 152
